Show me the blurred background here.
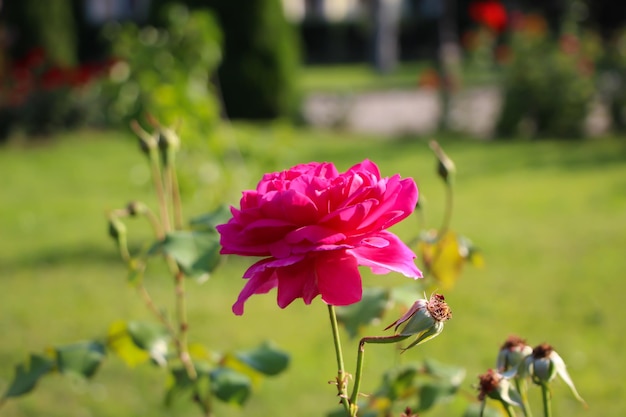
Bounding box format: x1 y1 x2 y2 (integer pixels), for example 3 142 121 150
1 1 626 417
1 0 626 140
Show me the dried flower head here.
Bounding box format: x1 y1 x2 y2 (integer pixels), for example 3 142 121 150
385 293 451 350
523 343 586 405
497 335 532 372
477 369 522 410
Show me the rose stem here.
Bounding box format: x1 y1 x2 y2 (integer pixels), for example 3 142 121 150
541 383 552 417
327 305 350 415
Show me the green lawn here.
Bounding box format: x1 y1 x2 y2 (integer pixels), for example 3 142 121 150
1 128 625 417
299 61 500 94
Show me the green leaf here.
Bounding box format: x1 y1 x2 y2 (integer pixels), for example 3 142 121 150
189 205 232 231
234 341 290 377
55 341 106 378
405 360 465 413
2 354 54 399
422 358 466 387
209 367 252 405
165 366 198 407
150 230 222 280
416 381 458 412
375 363 421 401
164 364 215 415
126 321 171 366
336 287 390 338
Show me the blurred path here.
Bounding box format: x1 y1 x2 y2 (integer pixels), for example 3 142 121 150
303 87 610 138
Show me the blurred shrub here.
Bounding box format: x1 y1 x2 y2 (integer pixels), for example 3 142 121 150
209 0 300 120
2 0 77 67
597 29 626 132
102 4 222 143
0 48 110 141
495 13 600 138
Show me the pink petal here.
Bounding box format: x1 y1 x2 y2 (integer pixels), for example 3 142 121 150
276 257 319 308
316 251 362 306
349 159 381 179
260 189 319 224
319 199 375 229
219 216 298 256
349 231 422 278
285 225 346 245
232 266 278 315
359 177 417 230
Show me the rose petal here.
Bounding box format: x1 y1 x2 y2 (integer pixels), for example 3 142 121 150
349 231 422 278
285 225 346 245
232 266 278 315
358 177 417 230
243 256 305 278
348 159 381 179
260 189 319 224
316 251 362 306
276 257 319 308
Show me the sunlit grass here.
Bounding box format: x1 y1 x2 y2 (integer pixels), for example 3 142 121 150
1 128 625 417
299 61 501 94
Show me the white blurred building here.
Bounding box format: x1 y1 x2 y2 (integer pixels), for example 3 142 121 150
84 0 151 24
281 0 366 22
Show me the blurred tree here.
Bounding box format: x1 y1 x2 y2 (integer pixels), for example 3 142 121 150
585 0 626 40
369 0 401 74
1 0 77 65
207 0 300 120
437 0 462 131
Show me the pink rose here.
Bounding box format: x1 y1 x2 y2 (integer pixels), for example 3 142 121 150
217 160 422 315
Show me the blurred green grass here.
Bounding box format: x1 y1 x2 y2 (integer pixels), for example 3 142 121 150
1 128 625 417
299 61 500 94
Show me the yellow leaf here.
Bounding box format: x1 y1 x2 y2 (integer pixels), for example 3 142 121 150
220 353 263 388
418 230 466 291
106 320 150 368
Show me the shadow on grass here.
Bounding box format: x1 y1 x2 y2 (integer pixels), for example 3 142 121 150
303 132 626 177
3 243 123 273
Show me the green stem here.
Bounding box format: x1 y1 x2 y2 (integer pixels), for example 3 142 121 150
502 402 518 417
515 378 533 417
349 335 409 416
167 150 184 231
424 181 453 279
108 212 130 262
143 205 165 239
349 340 366 414
327 305 350 415
148 146 171 233
163 156 175 231
440 182 454 236
137 283 177 337
540 383 552 417
131 121 170 233
175 270 196 380
117 233 130 263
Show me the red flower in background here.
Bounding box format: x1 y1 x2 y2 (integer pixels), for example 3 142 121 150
40 67 69 90
469 0 508 33
1 47 115 109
